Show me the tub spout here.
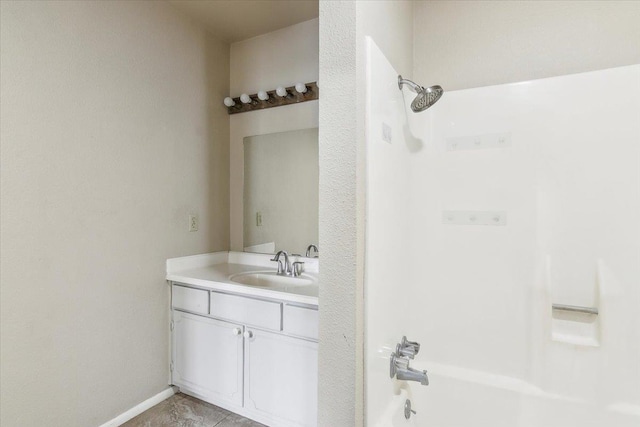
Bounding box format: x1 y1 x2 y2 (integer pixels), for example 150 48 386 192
390 353 429 386
396 366 429 386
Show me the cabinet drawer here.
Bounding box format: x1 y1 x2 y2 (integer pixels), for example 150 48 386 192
172 285 209 315
283 305 318 340
210 292 282 331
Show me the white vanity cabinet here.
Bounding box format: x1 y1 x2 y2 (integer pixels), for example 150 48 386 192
172 311 244 406
170 282 318 427
244 328 318 426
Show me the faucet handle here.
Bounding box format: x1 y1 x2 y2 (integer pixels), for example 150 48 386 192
292 261 305 277
396 343 417 359
400 336 420 355
390 353 408 378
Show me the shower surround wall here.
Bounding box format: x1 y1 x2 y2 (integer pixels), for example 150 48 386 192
365 38 640 425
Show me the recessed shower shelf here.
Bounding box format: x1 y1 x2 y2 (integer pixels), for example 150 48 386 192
552 303 598 316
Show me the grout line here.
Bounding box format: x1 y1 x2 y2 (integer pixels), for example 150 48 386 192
212 412 232 427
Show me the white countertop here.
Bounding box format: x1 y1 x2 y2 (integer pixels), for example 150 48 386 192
166 251 319 306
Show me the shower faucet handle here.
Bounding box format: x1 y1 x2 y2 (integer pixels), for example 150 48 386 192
396 343 417 359
400 336 420 356
391 336 428 386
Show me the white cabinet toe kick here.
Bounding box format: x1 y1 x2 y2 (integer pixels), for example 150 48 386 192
170 282 318 427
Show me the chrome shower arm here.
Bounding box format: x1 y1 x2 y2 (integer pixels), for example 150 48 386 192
398 75 423 93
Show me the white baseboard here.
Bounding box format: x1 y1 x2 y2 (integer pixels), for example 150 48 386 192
98 387 176 427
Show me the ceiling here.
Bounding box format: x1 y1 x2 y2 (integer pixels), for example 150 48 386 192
169 0 319 43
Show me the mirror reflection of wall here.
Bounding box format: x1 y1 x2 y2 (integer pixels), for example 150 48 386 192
243 128 318 255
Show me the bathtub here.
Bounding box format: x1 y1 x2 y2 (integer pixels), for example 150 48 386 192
374 361 640 427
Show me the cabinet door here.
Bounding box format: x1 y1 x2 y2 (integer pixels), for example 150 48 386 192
244 329 318 427
172 310 243 407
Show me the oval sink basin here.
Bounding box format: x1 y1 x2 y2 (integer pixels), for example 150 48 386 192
229 271 315 288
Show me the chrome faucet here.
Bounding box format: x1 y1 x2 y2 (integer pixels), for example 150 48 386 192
305 244 319 258
395 362 429 386
390 336 429 386
271 250 291 276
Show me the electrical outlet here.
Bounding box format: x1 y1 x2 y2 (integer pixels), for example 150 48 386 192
256 211 262 227
188 214 198 232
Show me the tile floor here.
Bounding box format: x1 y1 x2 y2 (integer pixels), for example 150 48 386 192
122 393 265 427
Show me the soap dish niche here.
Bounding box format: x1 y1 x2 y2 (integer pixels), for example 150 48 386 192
552 303 598 320
551 303 600 347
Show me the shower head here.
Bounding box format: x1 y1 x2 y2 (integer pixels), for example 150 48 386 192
398 75 443 112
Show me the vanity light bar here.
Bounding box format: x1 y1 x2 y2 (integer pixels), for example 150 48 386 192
224 82 319 115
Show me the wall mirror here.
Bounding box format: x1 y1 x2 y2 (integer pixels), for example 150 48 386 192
243 128 318 256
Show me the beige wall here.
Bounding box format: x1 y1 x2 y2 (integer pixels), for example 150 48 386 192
318 1 414 425
0 1 229 426
230 19 319 252
414 1 640 91
230 18 319 95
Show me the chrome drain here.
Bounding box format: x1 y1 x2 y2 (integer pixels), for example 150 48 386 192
404 399 417 420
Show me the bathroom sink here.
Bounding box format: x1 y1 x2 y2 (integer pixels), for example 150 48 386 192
229 271 315 288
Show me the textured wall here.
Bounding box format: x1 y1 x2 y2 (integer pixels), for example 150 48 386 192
229 19 319 251
0 1 229 425
318 1 414 425
318 1 359 426
414 1 640 90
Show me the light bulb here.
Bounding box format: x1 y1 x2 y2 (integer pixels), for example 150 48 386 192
275 86 288 97
295 83 307 94
223 97 236 107
240 94 251 104
258 90 269 101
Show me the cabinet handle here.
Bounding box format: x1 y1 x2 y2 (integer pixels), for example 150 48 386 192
243 330 253 339
232 327 242 336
